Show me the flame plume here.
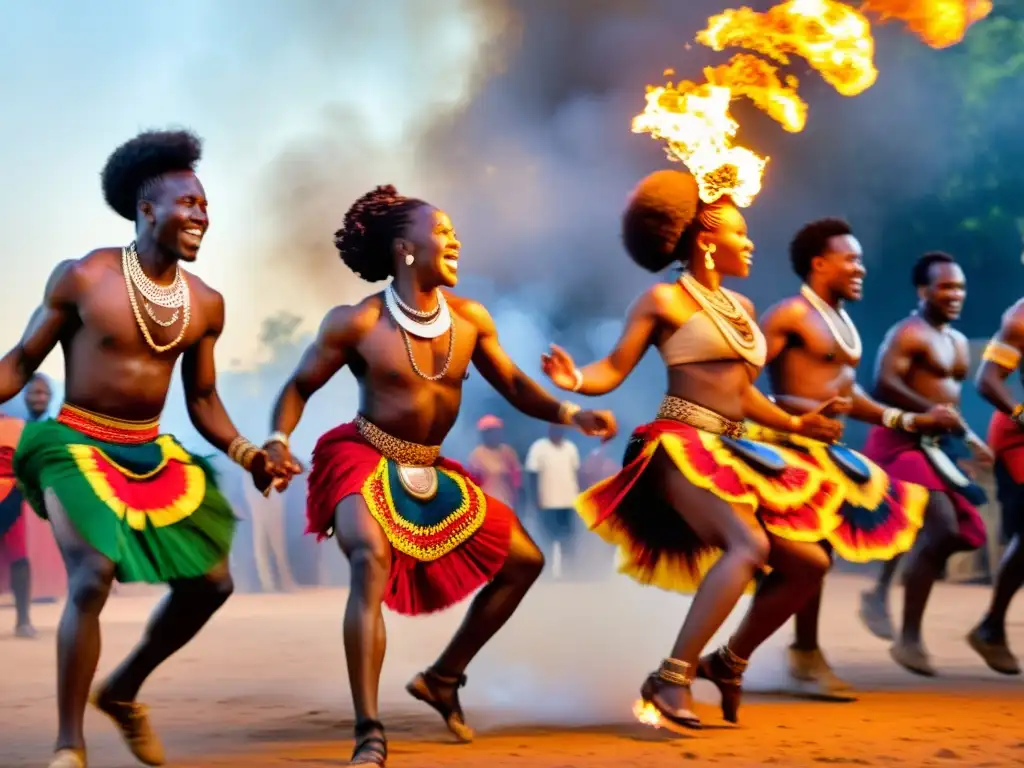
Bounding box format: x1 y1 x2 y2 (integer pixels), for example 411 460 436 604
632 0 990 207
860 0 992 49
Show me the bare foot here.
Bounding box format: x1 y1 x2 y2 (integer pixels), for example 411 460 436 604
406 669 474 742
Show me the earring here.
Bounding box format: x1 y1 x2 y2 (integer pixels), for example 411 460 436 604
703 243 716 271
405 253 415 266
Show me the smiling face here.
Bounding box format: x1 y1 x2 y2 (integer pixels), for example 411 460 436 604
141 170 209 262
813 234 866 301
920 260 966 322
398 205 462 288
695 203 755 278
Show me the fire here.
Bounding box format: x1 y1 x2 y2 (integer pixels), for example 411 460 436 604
860 0 993 49
632 0 990 207
699 0 878 97
632 698 665 728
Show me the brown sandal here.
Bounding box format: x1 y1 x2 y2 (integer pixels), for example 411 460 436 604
406 668 474 742
636 657 702 733
696 645 748 724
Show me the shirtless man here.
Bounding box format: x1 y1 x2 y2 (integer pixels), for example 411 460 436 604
968 301 1024 674
859 251 992 675
0 130 281 768
761 221 960 696
265 185 616 766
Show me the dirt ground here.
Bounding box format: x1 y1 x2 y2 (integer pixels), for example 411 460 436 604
1 573 1022 767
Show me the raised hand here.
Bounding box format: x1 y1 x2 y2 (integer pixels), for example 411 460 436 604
541 344 580 391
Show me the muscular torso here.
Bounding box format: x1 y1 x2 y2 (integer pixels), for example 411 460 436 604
875 315 969 408
766 295 859 413
60 248 217 421
350 293 480 446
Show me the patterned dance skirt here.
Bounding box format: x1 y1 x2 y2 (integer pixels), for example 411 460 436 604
13 404 235 583
306 418 514 616
576 396 926 594
862 426 986 551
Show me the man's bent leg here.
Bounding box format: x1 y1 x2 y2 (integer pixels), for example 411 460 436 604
969 532 1024 674
788 583 855 699
45 489 116 759
335 495 392 765
409 515 544 741
94 560 233 766
859 555 902 640
891 493 959 676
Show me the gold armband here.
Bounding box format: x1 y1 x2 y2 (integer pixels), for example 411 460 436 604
881 407 904 430
982 340 1022 371
228 436 261 471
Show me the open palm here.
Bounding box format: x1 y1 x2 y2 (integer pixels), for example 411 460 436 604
540 344 578 391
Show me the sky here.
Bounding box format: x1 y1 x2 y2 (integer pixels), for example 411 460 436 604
0 0 498 376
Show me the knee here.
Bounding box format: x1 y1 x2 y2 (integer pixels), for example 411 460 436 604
509 540 545 584
68 558 115 613
347 544 390 583
798 543 832 580
924 495 960 548
205 571 235 603
729 527 770 570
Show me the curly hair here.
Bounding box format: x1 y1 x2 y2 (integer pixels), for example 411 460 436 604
789 218 853 279
912 251 956 287
101 130 203 221
621 170 703 273
334 185 427 282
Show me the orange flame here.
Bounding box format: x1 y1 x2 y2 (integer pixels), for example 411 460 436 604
632 0 989 208
860 0 993 49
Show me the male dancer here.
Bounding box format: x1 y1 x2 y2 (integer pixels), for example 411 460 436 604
0 130 284 768
859 251 992 675
266 185 616 766
760 221 961 697
968 299 1024 674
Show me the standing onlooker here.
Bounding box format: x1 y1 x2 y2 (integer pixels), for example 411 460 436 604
525 424 580 579
467 415 522 509
244 475 298 593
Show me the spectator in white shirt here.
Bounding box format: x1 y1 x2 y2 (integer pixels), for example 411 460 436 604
525 425 580 578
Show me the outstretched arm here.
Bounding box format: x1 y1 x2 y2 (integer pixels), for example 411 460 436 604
977 304 1024 418
468 300 578 423
270 305 363 438
0 260 79 403
849 383 889 425
543 288 661 396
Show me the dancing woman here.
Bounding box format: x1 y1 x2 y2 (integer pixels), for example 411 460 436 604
542 169 852 730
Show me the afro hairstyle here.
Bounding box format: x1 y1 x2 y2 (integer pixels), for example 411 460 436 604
621 170 700 273
101 129 203 221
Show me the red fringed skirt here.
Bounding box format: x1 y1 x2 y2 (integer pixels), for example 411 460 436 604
306 422 514 616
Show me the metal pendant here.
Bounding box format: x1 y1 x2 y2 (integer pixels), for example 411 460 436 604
397 465 439 501
919 437 970 489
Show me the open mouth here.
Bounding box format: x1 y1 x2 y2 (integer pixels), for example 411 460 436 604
442 253 459 272
182 227 204 248
740 253 753 267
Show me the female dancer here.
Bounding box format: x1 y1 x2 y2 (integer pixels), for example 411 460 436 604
542 169 852 730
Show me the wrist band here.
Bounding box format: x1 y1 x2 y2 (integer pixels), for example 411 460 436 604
228 436 260 471
558 401 581 425
570 367 584 393
898 412 918 433
881 407 904 430
265 430 290 449
787 415 801 433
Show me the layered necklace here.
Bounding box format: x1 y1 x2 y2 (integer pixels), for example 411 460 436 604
122 242 191 353
679 272 766 366
384 283 455 381
800 284 862 361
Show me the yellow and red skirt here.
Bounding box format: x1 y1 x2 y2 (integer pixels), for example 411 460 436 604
306 418 514 616
577 397 846 594
761 432 928 563
13 404 235 583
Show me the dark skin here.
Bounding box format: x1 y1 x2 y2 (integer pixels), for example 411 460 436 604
267 203 616 754
863 261 991 669
543 203 846 722
0 169 277 759
971 299 1024 657
761 237 961 670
